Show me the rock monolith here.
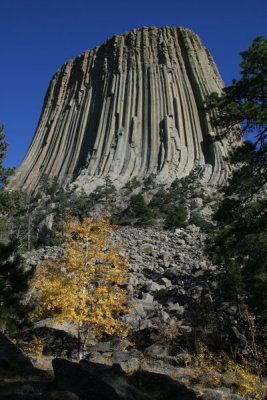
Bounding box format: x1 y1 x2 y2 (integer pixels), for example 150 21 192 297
9 26 237 193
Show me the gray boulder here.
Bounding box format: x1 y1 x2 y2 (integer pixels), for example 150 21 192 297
52 358 122 400
80 361 150 400
0 333 33 377
144 344 169 358
131 369 197 400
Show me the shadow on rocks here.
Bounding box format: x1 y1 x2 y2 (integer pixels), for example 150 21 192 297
53 358 198 400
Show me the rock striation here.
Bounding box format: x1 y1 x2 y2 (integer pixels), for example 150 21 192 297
10 26 235 193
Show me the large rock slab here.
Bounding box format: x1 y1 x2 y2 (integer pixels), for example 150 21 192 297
0 333 33 377
80 361 150 400
52 358 123 400
53 359 198 400
131 369 197 400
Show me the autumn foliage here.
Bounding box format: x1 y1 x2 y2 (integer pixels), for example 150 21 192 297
30 218 129 343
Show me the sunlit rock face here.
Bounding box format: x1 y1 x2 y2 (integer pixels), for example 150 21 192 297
10 26 235 193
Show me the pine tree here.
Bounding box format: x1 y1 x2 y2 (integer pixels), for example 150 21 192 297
0 124 22 239
0 124 15 187
0 240 33 333
206 36 267 320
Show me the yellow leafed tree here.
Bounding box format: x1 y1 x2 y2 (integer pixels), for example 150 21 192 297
30 217 129 356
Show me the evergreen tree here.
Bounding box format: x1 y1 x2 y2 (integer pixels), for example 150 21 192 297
0 240 33 333
164 205 188 229
0 124 22 239
129 193 155 225
206 36 267 320
0 124 15 187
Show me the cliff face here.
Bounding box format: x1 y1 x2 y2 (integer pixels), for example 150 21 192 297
10 26 235 193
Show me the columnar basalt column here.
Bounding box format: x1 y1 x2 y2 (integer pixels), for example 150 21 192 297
9 26 236 193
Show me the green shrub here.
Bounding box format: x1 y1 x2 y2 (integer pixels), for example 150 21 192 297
143 174 157 190
123 177 141 191
164 205 188 229
190 214 215 233
129 194 155 225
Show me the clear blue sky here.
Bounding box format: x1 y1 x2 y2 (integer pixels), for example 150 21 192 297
1 0 266 167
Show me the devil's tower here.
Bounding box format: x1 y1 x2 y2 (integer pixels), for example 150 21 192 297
9 26 235 193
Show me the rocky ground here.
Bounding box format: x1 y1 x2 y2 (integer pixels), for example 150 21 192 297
23 224 242 355
0 331 248 400
9 224 261 400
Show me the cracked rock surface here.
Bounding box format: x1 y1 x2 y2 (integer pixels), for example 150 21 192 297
9 26 237 193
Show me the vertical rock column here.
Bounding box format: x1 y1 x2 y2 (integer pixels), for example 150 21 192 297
9 26 234 193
